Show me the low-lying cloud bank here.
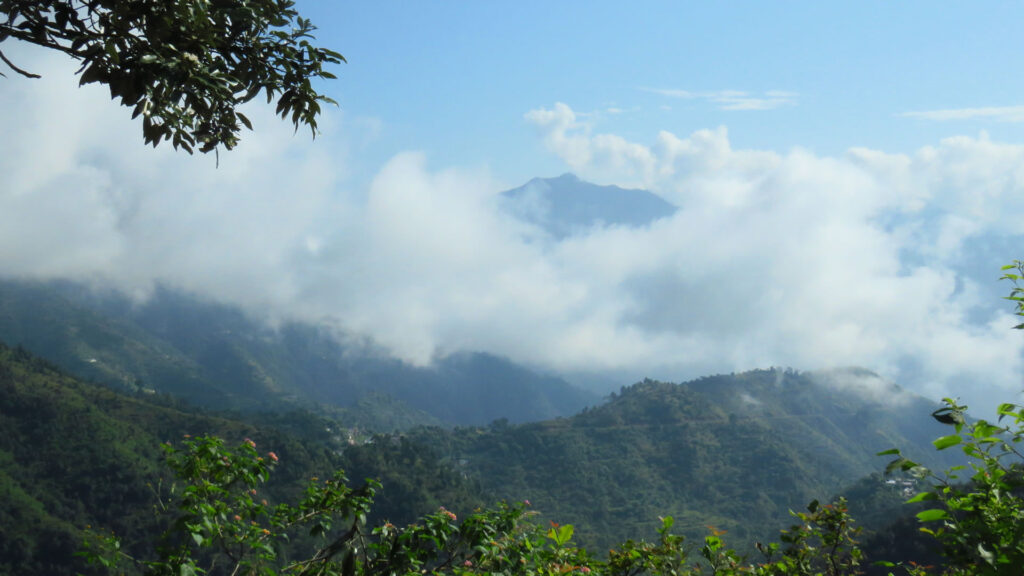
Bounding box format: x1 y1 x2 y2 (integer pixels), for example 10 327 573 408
2 49 1023 412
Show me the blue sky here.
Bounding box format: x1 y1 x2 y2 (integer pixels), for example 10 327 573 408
3 2 1024 412
304 2 1024 184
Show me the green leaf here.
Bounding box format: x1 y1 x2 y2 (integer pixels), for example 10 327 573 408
916 509 950 522
974 422 1003 438
905 491 938 504
932 434 962 450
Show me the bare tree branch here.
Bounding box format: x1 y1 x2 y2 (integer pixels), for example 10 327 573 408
0 48 41 78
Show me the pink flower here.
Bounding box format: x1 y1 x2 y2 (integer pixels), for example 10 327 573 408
268 451 279 462
581 567 591 574
523 500 530 507
244 438 256 448
233 515 242 521
439 506 457 521
463 560 473 567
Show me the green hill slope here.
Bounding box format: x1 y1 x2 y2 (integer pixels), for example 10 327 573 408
0 341 484 575
0 338 959 573
407 369 957 551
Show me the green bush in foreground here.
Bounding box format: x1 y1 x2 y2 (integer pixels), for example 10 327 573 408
78 392 1024 576
80 432 869 576
879 399 1024 576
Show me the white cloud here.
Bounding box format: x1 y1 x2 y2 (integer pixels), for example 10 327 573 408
523 103 1024 412
2 49 1024 416
525 102 657 185
641 88 798 111
902 105 1024 123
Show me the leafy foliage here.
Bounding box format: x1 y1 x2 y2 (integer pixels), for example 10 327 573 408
81 433 870 576
999 261 1024 330
879 398 1024 575
0 340 378 575
0 0 343 152
76 388 1024 576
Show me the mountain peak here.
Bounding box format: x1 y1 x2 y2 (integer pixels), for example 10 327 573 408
501 174 677 238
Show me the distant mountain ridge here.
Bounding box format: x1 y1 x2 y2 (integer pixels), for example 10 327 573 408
501 173 677 238
0 279 598 427
405 369 959 551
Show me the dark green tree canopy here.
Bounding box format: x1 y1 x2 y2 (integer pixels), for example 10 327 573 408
0 0 343 153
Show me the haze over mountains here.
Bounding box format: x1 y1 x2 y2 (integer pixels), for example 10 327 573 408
1 137 1020 416
0 172 973 574
0 279 597 427
0 173 692 427
0 172 1003 421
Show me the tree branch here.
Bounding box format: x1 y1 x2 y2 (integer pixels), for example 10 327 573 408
0 49 41 78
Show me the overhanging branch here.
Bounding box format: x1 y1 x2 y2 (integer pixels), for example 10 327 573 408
0 48 41 78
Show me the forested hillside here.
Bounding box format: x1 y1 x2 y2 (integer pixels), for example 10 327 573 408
386 370 959 551
0 280 598 426
0 332 997 574
0 342 484 575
